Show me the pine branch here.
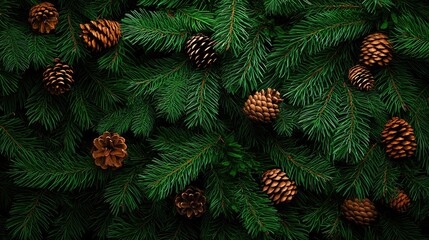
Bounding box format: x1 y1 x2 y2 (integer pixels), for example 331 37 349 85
142 128 224 200
393 15 429 59
27 34 56 70
184 70 222 131
205 170 234 218
0 70 19 96
273 105 299 137
213 0 252 56
268 139 336 193
0 24 30 72
11 151 109 191
105 167 145 216
201 215 249 240
137 0 190 8
362 0 394 13
232 178 280 238
269 9 371 77
6 191 57 240
223 25 271 95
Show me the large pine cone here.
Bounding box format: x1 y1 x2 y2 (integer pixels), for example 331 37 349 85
175 186 207 218
261 169 298 205
243 88 283 123
341 198 378 225
359 33 393 67
185 33 218 69
28 2 59 34
381 117 417 159
348 64 375 91
80 19 121 52
42 58 74 95
389 190 411 213
92 132 128 170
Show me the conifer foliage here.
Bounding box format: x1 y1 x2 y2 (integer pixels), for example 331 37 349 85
1 0 429 239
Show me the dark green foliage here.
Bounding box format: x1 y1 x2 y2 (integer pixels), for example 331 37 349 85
1 0 429 239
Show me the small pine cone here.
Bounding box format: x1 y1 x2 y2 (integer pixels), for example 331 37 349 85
389 190 411 213
359 33 393 67
185 33 218 69
341 198 378 226
348 64 375 91
42 58 74 95
261 169 298 205
80 19 121 52
28 2 59 34
243 88 284 123
92 131 128 170
175 186 207 218
381 117 417 159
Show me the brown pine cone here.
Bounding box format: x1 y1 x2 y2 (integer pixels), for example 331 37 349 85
28 2 59 34
389 190 411 213
42 58 74 95
341 198 378 225
359 33 393 67
92 132 128 170
80 19 121 52
243 88 284 123
261 168 298 204
348 64 375 91
381 117 417 159
185 33 218 69
175 186 207 218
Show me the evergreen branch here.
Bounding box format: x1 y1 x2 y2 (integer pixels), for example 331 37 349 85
105 168 145 216
11 151 109 191
0 24 30 72
127 57 189 97
6 191 57 240
131 99 155 137
276 211 309 240
28 34 56 70
137 0 190 8
185 70 222 131
393 15 429 59
223 26 270 95
205 171 234 218
269 9 371 77
201 216 249 240
233 178 280 238
273 106 299 137
269 140 336 193
0 70 19 96
408 96 429 163
362 0 393 13
25 86 65 131
372 160 400 201
331 86 372 162
68 89 93 130
142 129 224 200
213 0 252 55
122 9 189 52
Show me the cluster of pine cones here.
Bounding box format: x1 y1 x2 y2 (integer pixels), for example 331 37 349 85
348 32 393 91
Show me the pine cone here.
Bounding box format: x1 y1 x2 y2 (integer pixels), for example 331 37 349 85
185 33 218 69
341 198 378 226
42 58 74 95
261 169 298 205
28 2 59 34
80 19 121 52
92 132 128 170
381 117 417 159
389 190 411 213
175 186 207 218
348 64 375 91
243 88 283 123
359 33 393 67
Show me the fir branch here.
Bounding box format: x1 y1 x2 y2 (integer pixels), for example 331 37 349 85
213 0 252 56
25 86 65 131
233 178 280 238
372 160 400 201
185 70 222 131
11 151 109 191
273 106 299 137
223 25 270 95
27 34 56 70
380 214 425 240
276 211 309 240
127 57 189 97
268 139 336 193
408 96 429 164
130 99 155 137
201 216 249 240
0 24 30 72
137 0 190 8
362 0 394 13
205 170 234 218
269 9 371 77
122 9 189 52
393 15 429 59
107 208 160 240
142 129 224 200
6 191 57 240
60 120 83 153
104 167 145 216
0 70 19 96
331 86 372 162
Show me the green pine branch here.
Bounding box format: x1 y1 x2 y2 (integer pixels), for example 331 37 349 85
393 15 429 59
